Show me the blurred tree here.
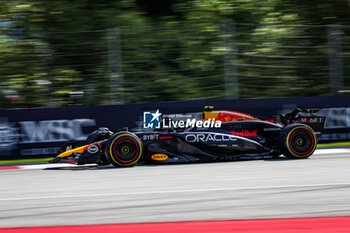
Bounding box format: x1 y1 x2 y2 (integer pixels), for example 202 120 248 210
1 0 350 108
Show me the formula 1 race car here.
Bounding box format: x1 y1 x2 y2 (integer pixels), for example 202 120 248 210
49 108 326 167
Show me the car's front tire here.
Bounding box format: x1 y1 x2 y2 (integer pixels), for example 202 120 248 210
104 132 143 167
279 124 317 159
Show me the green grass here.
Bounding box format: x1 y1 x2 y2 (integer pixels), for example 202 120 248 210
0 141 350 165
317 141 350 148
0 157 51 165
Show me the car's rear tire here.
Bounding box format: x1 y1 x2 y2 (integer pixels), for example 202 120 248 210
105 132 143 167
279 124 317 159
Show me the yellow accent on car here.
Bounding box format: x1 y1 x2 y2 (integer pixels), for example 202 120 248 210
57 145 89 158
151 154 168 161
202 111 219 121
296 138 303 146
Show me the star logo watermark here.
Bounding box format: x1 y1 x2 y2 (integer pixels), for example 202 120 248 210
143 109 162 129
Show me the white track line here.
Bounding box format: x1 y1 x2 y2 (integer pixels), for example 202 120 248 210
314 148 350 154
20 164 93 170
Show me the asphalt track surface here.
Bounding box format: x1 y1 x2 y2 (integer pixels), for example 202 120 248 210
0 149 350 228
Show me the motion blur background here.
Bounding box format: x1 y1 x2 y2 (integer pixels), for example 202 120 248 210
2 3 350 230
1 0 350 109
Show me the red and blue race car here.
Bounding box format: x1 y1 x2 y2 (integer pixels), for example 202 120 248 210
49 108 325 167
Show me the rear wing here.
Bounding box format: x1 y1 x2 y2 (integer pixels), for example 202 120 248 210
280 108 326 136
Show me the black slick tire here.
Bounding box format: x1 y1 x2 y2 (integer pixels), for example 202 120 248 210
104 132 143 167
279 123 317 159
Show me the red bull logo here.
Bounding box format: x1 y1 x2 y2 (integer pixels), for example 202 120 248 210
231 130 258 137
